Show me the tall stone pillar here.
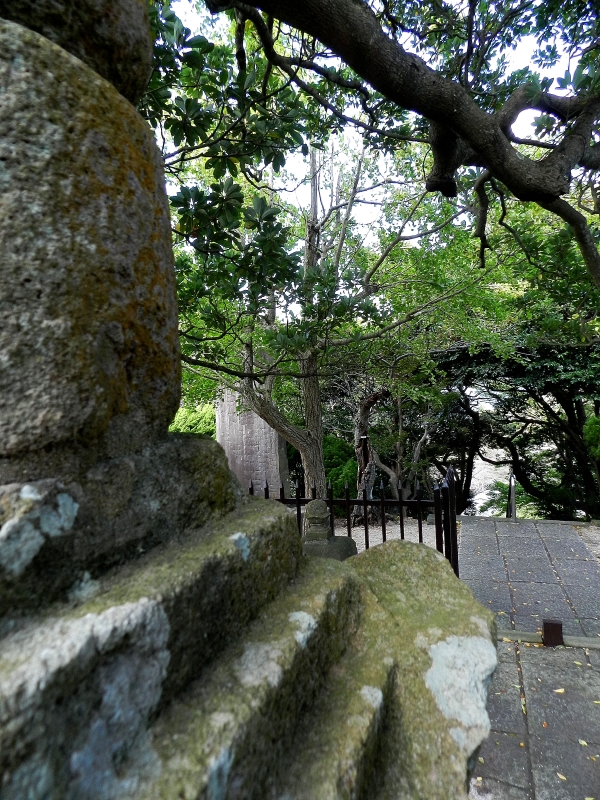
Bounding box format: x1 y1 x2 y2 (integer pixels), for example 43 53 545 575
216 390 290 494
0 2 241 611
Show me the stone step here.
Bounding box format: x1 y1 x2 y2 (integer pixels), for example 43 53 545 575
125 558 363 800
0 498 301 796
270 542 499 800
266 586 397 800
353 542 498 800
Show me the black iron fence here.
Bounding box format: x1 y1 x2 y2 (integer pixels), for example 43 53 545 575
249 465 459 576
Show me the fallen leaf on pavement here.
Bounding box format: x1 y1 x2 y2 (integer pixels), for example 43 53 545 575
553 688 565 693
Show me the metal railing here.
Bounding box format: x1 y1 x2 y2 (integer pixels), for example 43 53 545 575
249 465 459 576
506 471 517 520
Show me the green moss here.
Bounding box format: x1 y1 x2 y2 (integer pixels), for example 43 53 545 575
68 498 299 619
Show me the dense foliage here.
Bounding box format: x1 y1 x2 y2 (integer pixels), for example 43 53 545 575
141 1 600 517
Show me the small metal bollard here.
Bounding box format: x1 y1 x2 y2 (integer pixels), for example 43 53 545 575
542 619 564 647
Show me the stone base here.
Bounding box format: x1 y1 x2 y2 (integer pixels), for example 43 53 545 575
0 434 242 613
0 540 496 799
303 535 358 561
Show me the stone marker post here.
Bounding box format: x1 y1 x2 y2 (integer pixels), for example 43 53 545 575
303 499 358 561
0 0 241 612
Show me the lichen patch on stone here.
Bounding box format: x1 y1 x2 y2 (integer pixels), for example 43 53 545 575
288 611 317 648
424 635 497 754
229 532 251 561
234 642 284 688
360 684 383 709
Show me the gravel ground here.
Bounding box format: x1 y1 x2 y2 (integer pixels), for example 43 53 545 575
333 516 456 554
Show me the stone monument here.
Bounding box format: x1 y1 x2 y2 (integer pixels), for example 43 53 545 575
303 499 358 561
0 2 245 612
216 389 290 493
0 4 497 798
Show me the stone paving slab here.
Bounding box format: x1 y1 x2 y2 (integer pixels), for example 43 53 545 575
467 580 514 615
554 559 600 585
476 731 531 788
463 517 600 800
580 618 600 638
564 584 600 619
529 736 600 800
495 520 539 536
486 658 527 735
510 581 575 623
520 648 600 743
507 560 557 584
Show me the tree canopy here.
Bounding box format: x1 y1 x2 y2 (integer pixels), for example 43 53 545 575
141 0 600 516
199 0 600 286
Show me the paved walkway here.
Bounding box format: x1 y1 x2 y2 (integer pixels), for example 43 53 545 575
461 517 600 800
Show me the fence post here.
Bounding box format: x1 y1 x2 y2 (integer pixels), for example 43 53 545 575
264 479 269 500
249 480 254 496
433 482 443 553
328 481 334 536
311 484 317 500
362 487 370 549
345 482 352 537
447 467 459 577
506 471 517 520
441 478 452 565
295 480 302 535
397 481 404 540
416 479 423 544
280 482 285 501
380 479 386 543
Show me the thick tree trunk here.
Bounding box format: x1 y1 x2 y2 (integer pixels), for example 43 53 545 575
354 389 391 496
299 350 326 497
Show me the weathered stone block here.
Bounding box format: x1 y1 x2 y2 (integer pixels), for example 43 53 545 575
0 499 302 799
0 0 154 104
0 435 244 613
303 536 358 561
353 541 497 798
0 21 180 483
303 499 358 560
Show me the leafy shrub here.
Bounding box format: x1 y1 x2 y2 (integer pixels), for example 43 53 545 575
328 458 357 499
479 479 538 518
169 404 216 437
584 416 600 460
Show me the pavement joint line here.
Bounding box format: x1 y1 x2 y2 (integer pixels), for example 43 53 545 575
497 628 600 649
494 518 518 631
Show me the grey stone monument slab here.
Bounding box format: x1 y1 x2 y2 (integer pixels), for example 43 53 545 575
216 389 290 494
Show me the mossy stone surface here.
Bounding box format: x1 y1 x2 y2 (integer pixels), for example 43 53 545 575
0 20 179 481
0 435 243 614
138 557 363 800
0 500 302 797
352 541 497 800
